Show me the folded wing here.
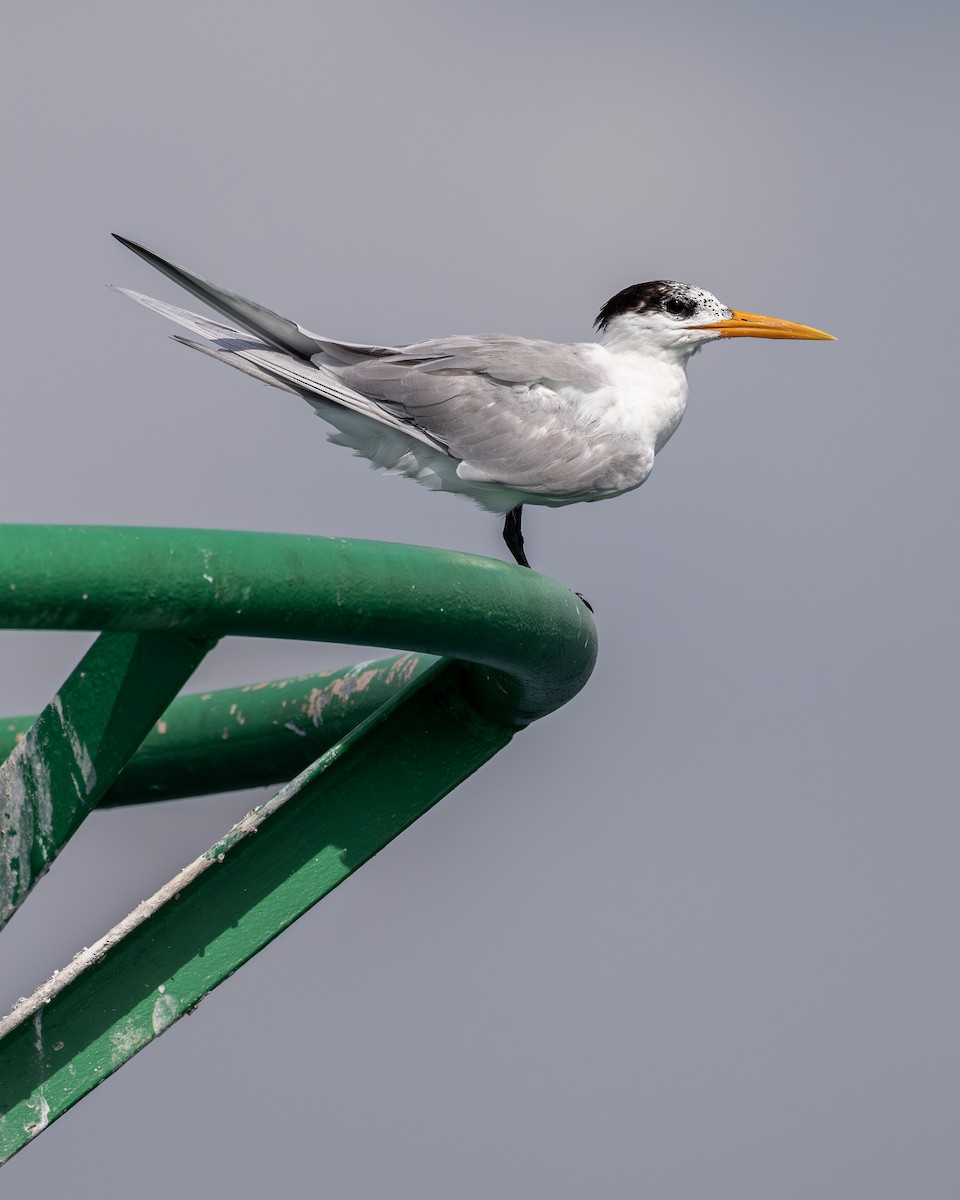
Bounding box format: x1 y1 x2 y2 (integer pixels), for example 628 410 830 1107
112 239 613 497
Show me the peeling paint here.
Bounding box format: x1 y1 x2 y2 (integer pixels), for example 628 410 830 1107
0 720 53 919
330 668 378 702
384 653 420 685
51 694 97 798
33 1010 44 1065
306 687 331 727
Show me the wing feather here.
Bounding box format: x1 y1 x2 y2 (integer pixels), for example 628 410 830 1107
338 342 608 489
114 289 449 452
113 239 618 498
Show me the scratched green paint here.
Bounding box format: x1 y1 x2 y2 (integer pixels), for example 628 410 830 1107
0 631 216 928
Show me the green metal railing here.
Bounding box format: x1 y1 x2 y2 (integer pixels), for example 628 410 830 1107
0 525 596 1162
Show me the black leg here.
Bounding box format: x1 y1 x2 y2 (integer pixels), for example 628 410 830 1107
503 505 531 568
502 506 593 612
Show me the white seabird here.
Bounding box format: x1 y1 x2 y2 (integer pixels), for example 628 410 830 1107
112 236 834 574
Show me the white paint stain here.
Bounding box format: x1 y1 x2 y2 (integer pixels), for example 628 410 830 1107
110 1020 145 1066
51 693 97 797
23 1092 50 1136
33 1009 44 1063
151 991 179 1036
283 723 307 737
0 718 54 917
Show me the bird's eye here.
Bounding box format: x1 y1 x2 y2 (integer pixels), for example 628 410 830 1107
663 297 687 318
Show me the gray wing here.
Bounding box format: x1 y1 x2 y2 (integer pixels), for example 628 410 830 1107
112 237 612 492
338 338 608 489
112 288 451 452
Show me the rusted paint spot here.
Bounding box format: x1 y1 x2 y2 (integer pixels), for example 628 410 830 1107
383 654 420 685
156 721 168 735
306 687 331 726
330 668 378 701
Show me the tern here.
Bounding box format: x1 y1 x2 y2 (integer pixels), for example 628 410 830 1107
112 236 834 577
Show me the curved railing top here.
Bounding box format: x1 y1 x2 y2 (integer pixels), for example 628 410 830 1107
0 524 597 727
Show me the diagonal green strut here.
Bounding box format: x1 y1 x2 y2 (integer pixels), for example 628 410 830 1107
0 631 216 929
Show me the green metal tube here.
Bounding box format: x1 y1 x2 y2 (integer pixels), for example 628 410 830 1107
0 631 216 927
0 525 597 727
0 653 437 806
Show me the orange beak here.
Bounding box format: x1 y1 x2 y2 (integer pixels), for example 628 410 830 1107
695 309 835 341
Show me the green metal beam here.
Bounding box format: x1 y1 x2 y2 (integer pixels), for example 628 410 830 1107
0 631 216 929
0 653 436 807
0 525 595 726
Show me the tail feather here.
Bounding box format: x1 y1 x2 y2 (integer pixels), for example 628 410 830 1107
112 234 322 358
114 287 448 453
112 235 402 365
171 336 299 394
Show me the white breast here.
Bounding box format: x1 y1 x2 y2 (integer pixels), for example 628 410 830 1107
565 343 690 499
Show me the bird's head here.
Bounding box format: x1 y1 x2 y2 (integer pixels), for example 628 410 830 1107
594 281 834 357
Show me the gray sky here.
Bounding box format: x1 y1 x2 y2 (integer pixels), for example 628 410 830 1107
2 1 959 1194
